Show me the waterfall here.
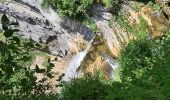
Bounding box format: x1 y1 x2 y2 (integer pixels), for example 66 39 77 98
63 38 94 81
101 54 119 79
105 57 118 70
102 54 118 69
35 0 95 81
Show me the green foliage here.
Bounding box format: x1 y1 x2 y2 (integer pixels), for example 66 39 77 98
42 0 93 19
0 14 56 99
61 36 170 99
41 0 53 9
83 17 97 33
133 1 144 12
115 13 148 38
147 1 161 11
120 38 153 82
119 37 170 99
101 0 119 8
61 72 116 100
42 0 122 19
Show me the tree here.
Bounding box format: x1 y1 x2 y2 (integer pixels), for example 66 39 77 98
0 14 56 99
60 37 170 100
119 37 170 99
43 0 93 18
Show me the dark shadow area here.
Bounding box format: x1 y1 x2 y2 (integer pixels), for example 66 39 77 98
108 0 124 16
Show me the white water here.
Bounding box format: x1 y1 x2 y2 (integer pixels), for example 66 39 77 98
35 1 93 81
63 38 94 81
101 54 119 79
35 1 118 80
105 58 118 70
102 54 118 69
105 57 118 79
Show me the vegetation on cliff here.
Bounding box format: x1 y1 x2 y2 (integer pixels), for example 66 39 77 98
42 0 119 18
1 0 170 99
59 0 170 99
61 36 170 100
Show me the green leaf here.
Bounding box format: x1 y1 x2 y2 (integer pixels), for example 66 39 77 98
4 66 13 74
2 24 8 30
1 14 9 25
12 36 20 45
47 73 54 78
21 78 28 85
35 65 45 73
27 38 35 48
47 63 54 72
0 41 9 54
22 55 32 62
3 29 14 37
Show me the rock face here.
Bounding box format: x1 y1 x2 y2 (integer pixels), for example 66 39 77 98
0 0 133 82
140 6 168 37
128 0 170 38
73 4 134 79
0 0 93 56
92 4 133 57
0 0 94 91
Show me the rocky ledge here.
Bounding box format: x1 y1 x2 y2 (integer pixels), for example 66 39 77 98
0 0 93 57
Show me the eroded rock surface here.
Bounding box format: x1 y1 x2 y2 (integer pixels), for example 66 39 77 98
92 4 133 57
0 0 94 92
0 0 93 56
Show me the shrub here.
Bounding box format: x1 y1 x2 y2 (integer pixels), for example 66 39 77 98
42 0 93 19
61 72 116 100
61 37 170 100
115 13 148 38
119 37 170 99
0 14 57 99
101 0 119 8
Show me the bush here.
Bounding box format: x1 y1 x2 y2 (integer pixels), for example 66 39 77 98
115 13 148 38
42 0 93 19
119 37 170 99
0 14 57 99
61 72 116 100
61 37 170 100
119 38 153 82
101 0 119 8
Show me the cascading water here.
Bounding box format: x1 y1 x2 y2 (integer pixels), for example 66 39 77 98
63 38 94 81
18 0 119 80
35 0 95 81
105 58 118 70
102 54 118 69
101 54 119 79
